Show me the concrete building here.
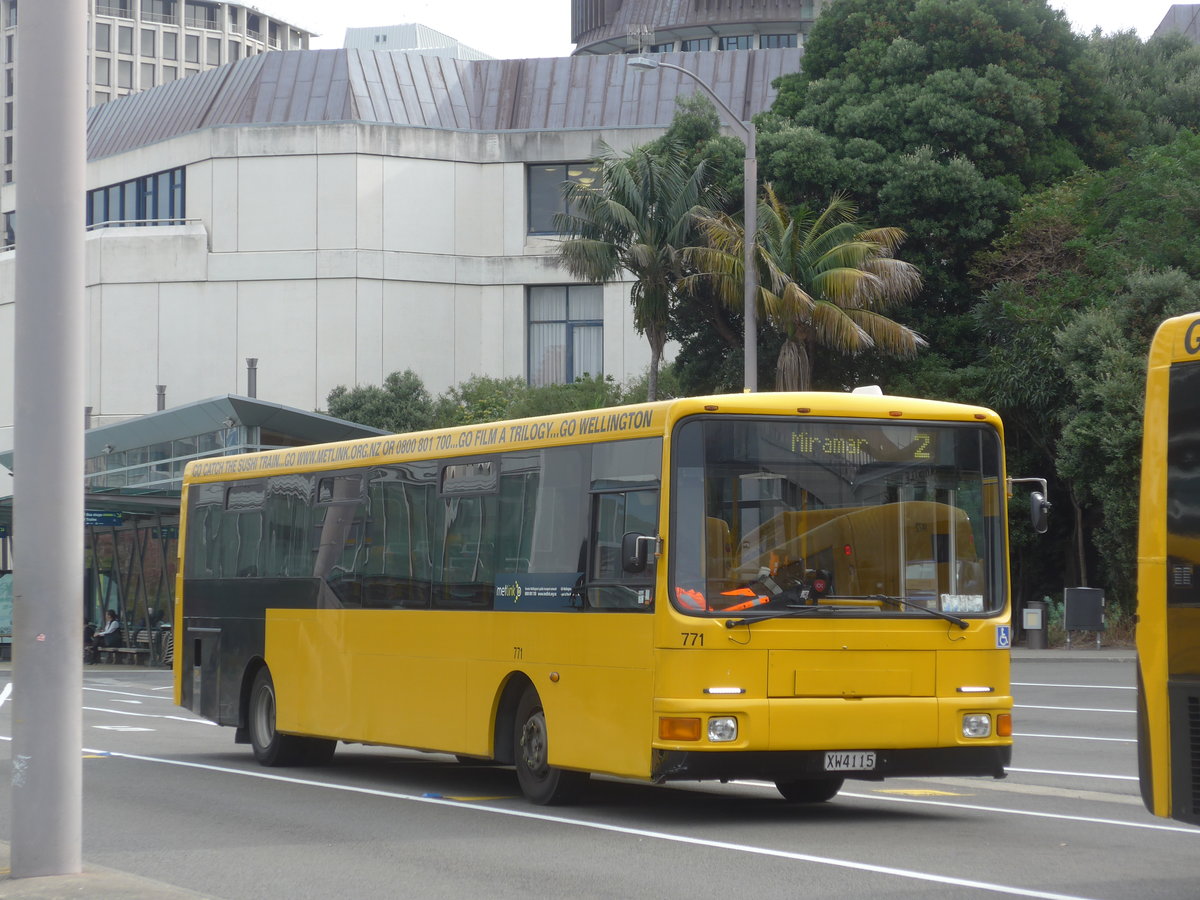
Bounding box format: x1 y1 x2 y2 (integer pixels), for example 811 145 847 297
1154 4 1200 41
343 24 493 61
0 45 800 447
0 0 312 187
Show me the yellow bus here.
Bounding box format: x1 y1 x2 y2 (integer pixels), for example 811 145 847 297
175 391 1029 804
1137 311 1200 824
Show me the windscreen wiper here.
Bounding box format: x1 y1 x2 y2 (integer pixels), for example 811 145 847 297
724 604 859 629
865 594 968 629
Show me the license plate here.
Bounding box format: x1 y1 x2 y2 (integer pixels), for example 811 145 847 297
824 751 876 771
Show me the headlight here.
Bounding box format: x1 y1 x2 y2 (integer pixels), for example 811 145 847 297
708 716 738 742
962 714 991 738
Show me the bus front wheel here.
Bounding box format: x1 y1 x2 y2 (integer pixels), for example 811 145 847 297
248 667 336 767
513 687 588 805
775 777 843 803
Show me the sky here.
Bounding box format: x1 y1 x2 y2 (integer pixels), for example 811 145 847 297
259 1 1177 59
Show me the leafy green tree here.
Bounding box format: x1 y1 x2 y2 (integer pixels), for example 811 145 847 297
556 143 720 401
326 370 436 433
971 130 1200 611
687 186 924 390
760 0 1125 380
1085 30 1200 151
433 375 528 427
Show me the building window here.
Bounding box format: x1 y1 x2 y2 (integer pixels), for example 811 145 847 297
206 36 220 65
3 102 10 130
139 0 172 24
4 1 14 29
95 23 111 53
140 28 155 56
140 62 155 87
184 33 199 63
87 166 186 229
527 162 600 235
95 57 111 86
4 67 10 97
649 42 674 52
162 65 176 81
162 30 177 60
681 38 710 51
228 41 239 60
118 25 133 54
3 210 14 248
228 6 237 27
528 285 603 386
759 34 797 49
718 35 751 50
186 1 219 29
95 90 110 104
117 58 133 89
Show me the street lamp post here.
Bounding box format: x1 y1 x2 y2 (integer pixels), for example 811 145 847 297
628 57 757 392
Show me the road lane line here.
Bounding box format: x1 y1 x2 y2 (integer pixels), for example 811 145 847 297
1013 683 1134 691
834 789 1200 834
81 705 217 725
1016 704 1133 714
84 687 173 701
1007 767 1138 782
0 682 10 710
1014 733 1136 744
78 747 1103 900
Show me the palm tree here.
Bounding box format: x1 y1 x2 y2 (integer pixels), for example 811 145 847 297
688 186 925 391
556 144 717 401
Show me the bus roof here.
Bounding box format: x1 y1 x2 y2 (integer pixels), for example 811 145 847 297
1147 311 1200 369
182 391 1002 483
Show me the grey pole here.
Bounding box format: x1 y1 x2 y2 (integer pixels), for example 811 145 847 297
626 57 758 391
11 0 87 878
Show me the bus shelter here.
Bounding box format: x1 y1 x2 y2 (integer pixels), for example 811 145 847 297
0 394 385 664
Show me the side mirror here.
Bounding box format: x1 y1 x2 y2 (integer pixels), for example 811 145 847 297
622 532 651 573
1030 491 1050 534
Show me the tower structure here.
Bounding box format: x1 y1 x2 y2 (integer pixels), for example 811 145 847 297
571 0 826 55
0 0 312 185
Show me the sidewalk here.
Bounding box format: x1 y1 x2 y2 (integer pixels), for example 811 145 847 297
0 842 210 899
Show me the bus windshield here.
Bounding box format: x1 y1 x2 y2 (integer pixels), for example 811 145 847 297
671 417 1005 619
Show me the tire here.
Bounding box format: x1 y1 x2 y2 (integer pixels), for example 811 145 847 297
513 687 588 805
248 667 336 767
775 776 843 803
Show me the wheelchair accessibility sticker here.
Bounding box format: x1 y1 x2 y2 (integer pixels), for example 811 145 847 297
996 625 1011 648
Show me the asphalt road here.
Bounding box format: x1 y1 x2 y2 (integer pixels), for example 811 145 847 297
1 653 1196 899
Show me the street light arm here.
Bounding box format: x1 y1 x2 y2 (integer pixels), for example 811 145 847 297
647 61 754 151
627 56 758 391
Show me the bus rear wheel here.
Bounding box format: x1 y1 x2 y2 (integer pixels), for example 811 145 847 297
248 667 336 767
775 777 843 803
513 687 588 805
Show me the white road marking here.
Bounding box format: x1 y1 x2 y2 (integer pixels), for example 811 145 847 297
0 682 10 710
84 687 171 701
1007 767 1138 783
834 789 1200 835
1013 682 1134 691
93 725 154 732
82 705 216 725
1014 733 1136 744
72 747 1106 900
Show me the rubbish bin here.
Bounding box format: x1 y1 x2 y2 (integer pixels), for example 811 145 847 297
1023 600 1047 650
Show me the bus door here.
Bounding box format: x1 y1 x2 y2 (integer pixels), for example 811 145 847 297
588 486 657 610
